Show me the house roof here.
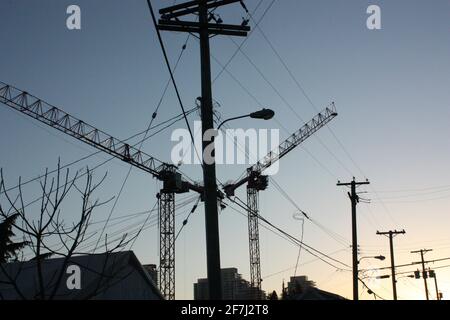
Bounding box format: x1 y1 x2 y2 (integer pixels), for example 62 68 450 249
290 286 347 300
0 251 163 300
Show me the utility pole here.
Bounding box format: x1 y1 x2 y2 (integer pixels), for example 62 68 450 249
429 269 441 301
376 229 406 300
411 249 433 300
157 0 250 300
337 177 370 301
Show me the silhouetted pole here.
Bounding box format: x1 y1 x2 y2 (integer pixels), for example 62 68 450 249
429 269 440 301
157 0 250 300
337 178 370 301
434 275 440 301
376 229 406 300
197 0 223 300
411 249 432 300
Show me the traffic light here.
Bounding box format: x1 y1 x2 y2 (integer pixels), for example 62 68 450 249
429 270 435 278
414 270 421 279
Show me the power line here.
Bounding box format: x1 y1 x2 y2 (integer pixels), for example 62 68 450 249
0 106 198 196
227 196 351 270
245 7 400 229
175 196 201 241
92 13 194 252
395 263 450 276
217 117 350 249
371 193 450 204
13 108 198 212
211 41 341 184
129 199 159 250
375 184 450 194
358 277 386 300
212 0 272 83
227 35 355 178
361 257 450 272
293 217 304 277
262 248 349 280
269 177 350 247
147 0 201 167
18 194 200 260
217 115 350 250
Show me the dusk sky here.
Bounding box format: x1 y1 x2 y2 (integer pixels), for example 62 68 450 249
1 0 450 300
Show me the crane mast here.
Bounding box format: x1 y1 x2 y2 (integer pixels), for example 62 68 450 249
0 81 203 300
224 103 338 294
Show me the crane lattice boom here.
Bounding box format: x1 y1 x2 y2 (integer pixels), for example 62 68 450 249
224 104 338 197
0 81 204 195
0 82 170 177
251 103 338 174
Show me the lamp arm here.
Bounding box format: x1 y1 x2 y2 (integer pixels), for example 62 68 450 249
217 114 251 130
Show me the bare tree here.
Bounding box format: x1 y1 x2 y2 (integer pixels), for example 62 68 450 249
0 162 136 300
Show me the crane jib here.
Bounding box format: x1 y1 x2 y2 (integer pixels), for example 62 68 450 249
252 105 337 174
0 81 200 195
224 104 338 197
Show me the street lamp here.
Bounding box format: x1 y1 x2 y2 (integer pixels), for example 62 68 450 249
217 108 275 130
358 255 386 264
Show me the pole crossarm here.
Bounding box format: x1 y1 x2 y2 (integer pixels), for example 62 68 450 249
158 20 250 37
159 0 242 20
377 230 406 236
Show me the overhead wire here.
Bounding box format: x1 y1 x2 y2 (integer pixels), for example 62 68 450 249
0 103 198 196
11 107 199 213
293 217 304 277
19 194 199 260
92 8 194 252
240 3 395 229
226 196 351 271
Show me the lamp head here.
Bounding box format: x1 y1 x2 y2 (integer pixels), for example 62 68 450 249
250 108 275 120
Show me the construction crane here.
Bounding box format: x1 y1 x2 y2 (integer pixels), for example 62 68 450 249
223 103 338 293
0 81 204 300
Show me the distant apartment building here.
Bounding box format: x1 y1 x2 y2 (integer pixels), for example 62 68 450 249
194 268 266 300
286 275 316 295
283 275 344 300
143 264 158 287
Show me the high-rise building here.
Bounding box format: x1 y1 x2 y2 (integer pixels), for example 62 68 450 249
286 275 316 295
194 268 266 300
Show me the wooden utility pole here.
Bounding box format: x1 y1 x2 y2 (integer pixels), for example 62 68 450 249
376 229 406 300
337 178 370 301
429 269 441 301
411 249 433 300
156 0 250 300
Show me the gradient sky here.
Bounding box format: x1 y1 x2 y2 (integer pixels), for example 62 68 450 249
1 0 450 300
